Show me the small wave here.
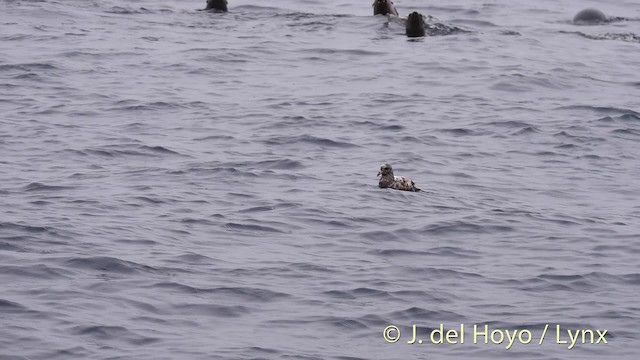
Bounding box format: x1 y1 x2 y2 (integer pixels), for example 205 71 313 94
133 196 166 204
254 159 305 170
46 347 91 359
0 222 59 235
0 299 27 313
360 230 401 242
620 273 640 285
238 205 275 213
264 135 357 148
23 182 74 192
450 19 497 27
0 264 71 279
289 262 336 274
436 128 477 136
370 248 433 257
388 306 464 321
233 5 281 12
178 166 259 178
411 267 486 280
107 100 186 112
375 246 483 259
244 347 282 358
84 148 115 157
425 22 469 36
522 272 639 292
173 253 214 263
65 256 158 275
565 31 640 43
172 303 250 318
553 131 606 143
180 217 219 225
420 221 514 234
0 63 59 72
154 283 290 301
512 126 541 135
297 48 385 56
105 6 155 15
0 241 26 252
392 135 420 144
309 315 374 330
619 113 640 122
484 120 533 128
298 217 350 229
142 145 182 155
72 325 159 345
611 128 640 136
492 75 568 92
60 51 104 59
424 5 480 15
555 143 578 149
194 135 235 141
325 287 394 300
223 222 287 234
379 124 405 131
83 145 183 158
13 72 44 80
285 14 337 31
556 105 640 116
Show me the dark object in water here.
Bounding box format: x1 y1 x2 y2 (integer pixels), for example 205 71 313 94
406 11 426 37
373 0 399 16
573 8 608 24
206 0 228 12
377 163 421 192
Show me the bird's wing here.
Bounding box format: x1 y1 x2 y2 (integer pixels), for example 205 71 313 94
393 176 416 191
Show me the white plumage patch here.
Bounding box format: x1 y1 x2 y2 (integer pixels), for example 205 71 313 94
390 176 418 191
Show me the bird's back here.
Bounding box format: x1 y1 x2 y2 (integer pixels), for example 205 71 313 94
392 176 420 192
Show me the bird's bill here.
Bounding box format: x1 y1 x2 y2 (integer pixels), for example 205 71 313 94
376 171 381 177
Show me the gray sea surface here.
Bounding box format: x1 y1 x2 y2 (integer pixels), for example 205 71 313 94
1 0 639 359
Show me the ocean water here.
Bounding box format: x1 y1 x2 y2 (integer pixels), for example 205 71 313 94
1 0 639 359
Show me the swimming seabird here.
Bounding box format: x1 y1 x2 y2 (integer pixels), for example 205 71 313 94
377 163 421 192
373 0 399 16
205 0 228 12
406 11 426 37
